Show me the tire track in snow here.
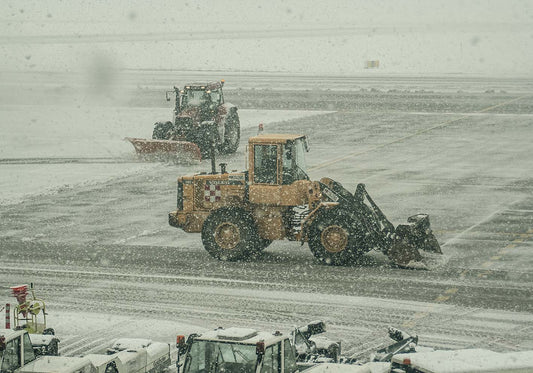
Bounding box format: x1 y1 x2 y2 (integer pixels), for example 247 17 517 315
0 265 292 288
59 320 131 356
50 283 533 353
3 261 532 352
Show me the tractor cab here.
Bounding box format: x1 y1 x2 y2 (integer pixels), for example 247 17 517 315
168 81 225 118
1 329 37 373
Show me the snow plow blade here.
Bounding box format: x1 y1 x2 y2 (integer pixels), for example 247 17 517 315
125 137 201 163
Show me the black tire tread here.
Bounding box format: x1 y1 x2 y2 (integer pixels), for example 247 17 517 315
201 207 258 261
308 209 364 265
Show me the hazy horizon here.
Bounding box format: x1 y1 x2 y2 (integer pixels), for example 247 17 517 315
1 0 532 76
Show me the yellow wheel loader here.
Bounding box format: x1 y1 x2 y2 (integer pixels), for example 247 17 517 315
168 134 441 267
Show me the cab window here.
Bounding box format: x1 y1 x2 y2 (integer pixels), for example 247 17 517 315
283 339 297 373
210 89 221 105
1 337 20 373
282 139 308 185
262 342 280 373
254 145 278 184
22 333 35 364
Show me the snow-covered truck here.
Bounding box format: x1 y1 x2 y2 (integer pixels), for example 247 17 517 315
0 328 171 373
390 348 533 372
174 324 417 373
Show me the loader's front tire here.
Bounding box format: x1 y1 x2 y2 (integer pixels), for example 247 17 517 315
218 112 240 154
202 207 258 261
308 209 364 265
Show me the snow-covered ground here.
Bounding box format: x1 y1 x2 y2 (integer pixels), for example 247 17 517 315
0 103 332 205
1 0 533 367
1 72 532 359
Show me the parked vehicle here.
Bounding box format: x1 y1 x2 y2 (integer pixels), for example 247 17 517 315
0 329 171 373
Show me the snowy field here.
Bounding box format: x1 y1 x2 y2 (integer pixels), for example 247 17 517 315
1 0 533 366
1 71 532 359
0 103 332 205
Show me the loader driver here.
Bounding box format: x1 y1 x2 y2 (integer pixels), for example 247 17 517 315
282 139 309 185
282 144 295 185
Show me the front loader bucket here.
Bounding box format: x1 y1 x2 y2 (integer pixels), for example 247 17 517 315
402 214 442 254
407 214 442 253
125 137 201 163
386 241 426 269
387 213 442 269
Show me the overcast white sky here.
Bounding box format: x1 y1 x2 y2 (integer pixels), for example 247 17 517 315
1 0 532 75
2 0 532 27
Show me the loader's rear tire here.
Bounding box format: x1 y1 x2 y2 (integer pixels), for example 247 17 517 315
202 207 258 261
308 209 364 265
218 112 240 154
152 121 174 140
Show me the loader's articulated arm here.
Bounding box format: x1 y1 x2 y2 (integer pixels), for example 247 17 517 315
316 178 442 268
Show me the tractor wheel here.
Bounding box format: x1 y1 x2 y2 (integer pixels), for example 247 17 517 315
308 209 364 265
218 111 240 154
152 121 174 140
202 207 259 261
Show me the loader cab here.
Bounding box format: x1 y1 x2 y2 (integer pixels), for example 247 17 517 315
250 135 309 186
248 134 310 207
